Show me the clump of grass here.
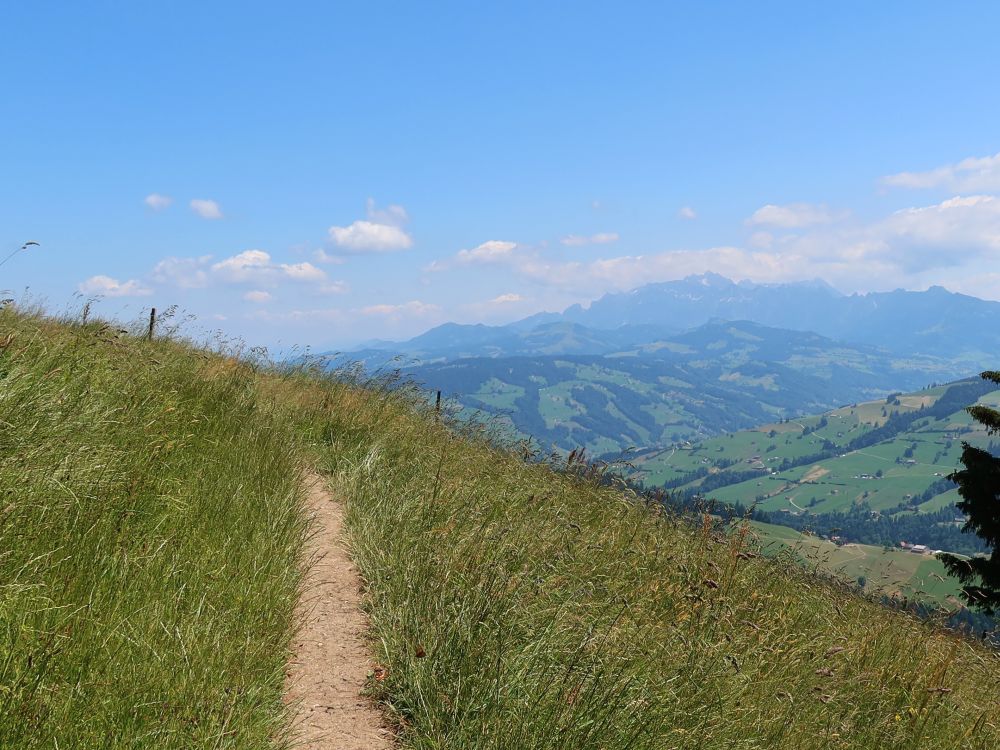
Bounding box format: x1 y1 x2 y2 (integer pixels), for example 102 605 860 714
292 369 1000 749
0 308 307 747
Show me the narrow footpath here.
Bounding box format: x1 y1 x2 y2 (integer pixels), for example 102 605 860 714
284 474 392 749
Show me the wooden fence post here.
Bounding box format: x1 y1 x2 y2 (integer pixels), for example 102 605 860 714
147 307 156 340
435 390 442 414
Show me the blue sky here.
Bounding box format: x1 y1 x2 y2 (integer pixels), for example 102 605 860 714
4 2 1000 348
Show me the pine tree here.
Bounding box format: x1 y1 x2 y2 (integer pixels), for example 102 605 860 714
940 371 1000 614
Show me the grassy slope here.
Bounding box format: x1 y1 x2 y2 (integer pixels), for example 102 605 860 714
751 521 959 604
0 310 307 747
629 385 1000 605
4 309 1000 748
304 374 1000 749
631 385 1000 515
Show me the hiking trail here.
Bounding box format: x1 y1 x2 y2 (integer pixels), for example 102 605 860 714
285 474 392 749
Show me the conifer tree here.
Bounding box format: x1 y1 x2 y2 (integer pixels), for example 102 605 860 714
940 371 1000 614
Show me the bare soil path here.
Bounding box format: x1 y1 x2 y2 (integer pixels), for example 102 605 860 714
285 473 392 749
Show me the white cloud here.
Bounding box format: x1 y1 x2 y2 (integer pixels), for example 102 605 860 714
243 290 272 303
210 250 272 282
151 255 212 288
144 193 172 211
361 300 440 317
190 199 223 220
881 152 1000 192
427 186 1000 309
151 249 332 296
281 261 326 282
365 197 408 225
501 245 870 299
459 292 534 320
560 232 619 246
210 250 327 285
678 206 697 220
425 240 524 273
496 193 1000 299
756 195 1000 273
313 248 347 265
78 275 152 297
872 194 1000 269
329 220 412 252
456 240 518 264
328 199 413 253
319 280 350 295
748 203 837 228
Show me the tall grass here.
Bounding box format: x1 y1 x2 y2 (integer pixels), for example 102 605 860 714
293 370 1000 749
4 306 1000 749
0 308 307 746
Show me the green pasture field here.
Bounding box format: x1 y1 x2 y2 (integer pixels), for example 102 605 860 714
467 377 525 411
633 384 1000 517
750 522 962 605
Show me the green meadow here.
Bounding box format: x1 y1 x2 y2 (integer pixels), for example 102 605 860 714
2 307 998 748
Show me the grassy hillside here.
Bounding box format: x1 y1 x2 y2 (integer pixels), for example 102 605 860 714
630 380 1000 607
403 321 966 456
4 307 999 748
630 382 995 502
750 521 962 605
0 309 307 746
300 364 1000 748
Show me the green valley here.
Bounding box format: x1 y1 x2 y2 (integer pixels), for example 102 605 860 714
631 379 995 517
405 320 966 456
629 379 1000 608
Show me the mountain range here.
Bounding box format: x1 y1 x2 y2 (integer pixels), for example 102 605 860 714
332 275 1000 453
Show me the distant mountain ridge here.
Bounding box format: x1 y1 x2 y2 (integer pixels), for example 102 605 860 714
400 319 967 454
545 273 1000 362
352 274 1000 366
326 275 999 454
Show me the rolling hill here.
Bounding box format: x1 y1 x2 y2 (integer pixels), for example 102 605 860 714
626 378 1000 611
405 320 969 455
329 275 1000 457
5 306 1000 749
350 273 1000 369
630 377 1000 556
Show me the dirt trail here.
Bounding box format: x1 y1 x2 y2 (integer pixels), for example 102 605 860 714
285 474 392 750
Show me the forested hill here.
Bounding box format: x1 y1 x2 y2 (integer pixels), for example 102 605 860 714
402 321 968 454
631 378 1000 556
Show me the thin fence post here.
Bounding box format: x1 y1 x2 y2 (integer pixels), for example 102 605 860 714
147 307 156 340
435 390 442 415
